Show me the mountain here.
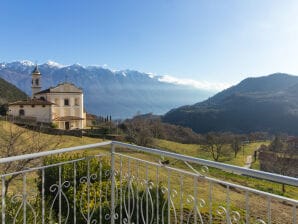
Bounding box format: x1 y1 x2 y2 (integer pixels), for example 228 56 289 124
0 76 27 104
0 61 214 118
163 73 298 134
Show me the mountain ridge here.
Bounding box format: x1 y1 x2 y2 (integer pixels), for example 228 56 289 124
163 73 298 134
0 60 215 119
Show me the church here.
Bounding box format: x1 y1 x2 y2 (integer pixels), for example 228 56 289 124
8 66 86 130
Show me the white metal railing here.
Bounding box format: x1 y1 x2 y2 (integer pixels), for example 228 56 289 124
0 141 297 224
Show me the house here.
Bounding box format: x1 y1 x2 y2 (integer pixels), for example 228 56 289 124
8 65 86 130
86 113 97 126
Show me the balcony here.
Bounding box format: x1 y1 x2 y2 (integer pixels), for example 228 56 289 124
0 141 297 223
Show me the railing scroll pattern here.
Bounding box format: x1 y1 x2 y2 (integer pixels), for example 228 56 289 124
0 141 297 224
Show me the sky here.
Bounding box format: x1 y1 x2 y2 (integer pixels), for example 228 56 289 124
1 0 298 89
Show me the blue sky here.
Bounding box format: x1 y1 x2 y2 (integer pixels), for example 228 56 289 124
1 0 298 89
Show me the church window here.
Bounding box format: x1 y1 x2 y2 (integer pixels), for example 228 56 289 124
75 98 79 106
64 99 69 106
35 79 39 85
19 109 25 116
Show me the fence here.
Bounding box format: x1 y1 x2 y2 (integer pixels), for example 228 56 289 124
0 141 297 223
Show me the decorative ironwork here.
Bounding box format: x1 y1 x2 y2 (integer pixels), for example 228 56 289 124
49 180 70 223
0 141 296 224
161 186 178 224
216 206 241 224
186 195 206 224
11 193 37 224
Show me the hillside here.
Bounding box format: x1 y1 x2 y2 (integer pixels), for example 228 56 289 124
0 61 214 119
0 76 27 104
163 73 298 134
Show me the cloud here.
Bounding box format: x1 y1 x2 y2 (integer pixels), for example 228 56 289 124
158 75 231 91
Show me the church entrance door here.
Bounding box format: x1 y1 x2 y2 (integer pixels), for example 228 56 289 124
65 122 70 130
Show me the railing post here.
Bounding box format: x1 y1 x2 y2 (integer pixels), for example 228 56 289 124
110 143 116 224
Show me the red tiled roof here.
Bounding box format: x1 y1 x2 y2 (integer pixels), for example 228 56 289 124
86 113 97 120
9 99 53 106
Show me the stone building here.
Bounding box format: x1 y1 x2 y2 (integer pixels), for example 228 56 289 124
8 66 86 129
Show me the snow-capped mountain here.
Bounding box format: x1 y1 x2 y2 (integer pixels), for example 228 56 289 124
0 60 215 118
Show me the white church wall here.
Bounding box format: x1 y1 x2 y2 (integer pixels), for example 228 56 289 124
8 105 52 123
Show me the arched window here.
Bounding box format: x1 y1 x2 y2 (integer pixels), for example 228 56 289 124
19 109 25 116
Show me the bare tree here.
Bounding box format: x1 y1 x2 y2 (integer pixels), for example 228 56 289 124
230 135 243 158
203 132 229 161
0 122 62 195
259 135 298 193
122 117 153 147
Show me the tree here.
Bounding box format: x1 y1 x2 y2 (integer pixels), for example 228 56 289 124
269 135 285 151
259 135 298 193
0 122 62 195
230 135 242 158
203 132 229 161
122 116 153 147
0 104 7 116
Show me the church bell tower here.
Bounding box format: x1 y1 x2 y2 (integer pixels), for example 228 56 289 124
31 65 41 97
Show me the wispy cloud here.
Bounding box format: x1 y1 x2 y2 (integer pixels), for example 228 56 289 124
158 75 230 91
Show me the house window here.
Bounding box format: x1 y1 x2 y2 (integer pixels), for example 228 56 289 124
31 105 35 108
20 105 23 108
40 96 45 100
19 109 25 116
64 99 69 106
75 98 79 106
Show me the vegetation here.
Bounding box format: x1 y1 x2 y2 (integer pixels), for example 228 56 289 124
0 77 27 114
120 113 204 146
38 154 167 223
258 135 298 192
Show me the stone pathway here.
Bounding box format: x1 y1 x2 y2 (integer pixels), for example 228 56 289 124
244 155 252 168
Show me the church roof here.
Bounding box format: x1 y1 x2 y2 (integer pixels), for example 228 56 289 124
34 82 82 95
9 98 53 106
32 65 40 74
35 88 51 94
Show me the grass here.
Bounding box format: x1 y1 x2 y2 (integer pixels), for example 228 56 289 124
150 139 297 200
153 139 270 167
0 120 102 149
